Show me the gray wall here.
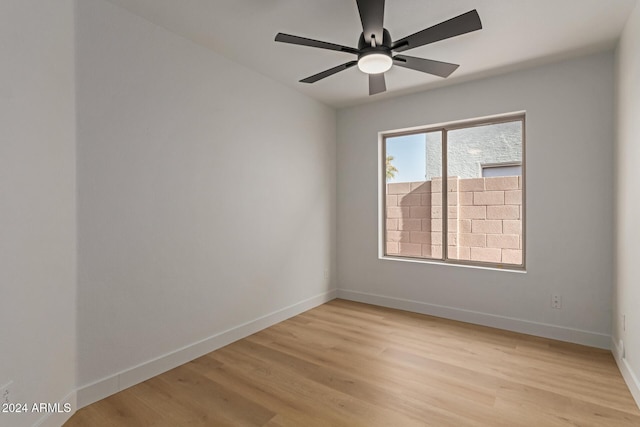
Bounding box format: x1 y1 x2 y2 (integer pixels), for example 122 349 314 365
0 1 77 426
614 0 640 406
337 51 615 348
446 121 522 179
76 0 336 404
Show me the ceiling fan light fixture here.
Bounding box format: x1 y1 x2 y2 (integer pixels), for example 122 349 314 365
357 52 392 74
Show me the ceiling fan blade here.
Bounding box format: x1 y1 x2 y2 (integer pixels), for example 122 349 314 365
369 73 386 95
356 0 385 43
275 33 359 55
393 55 459 78
300 61 358 83
392 10 482 53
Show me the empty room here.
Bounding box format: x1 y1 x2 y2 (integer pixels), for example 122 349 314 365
2 0 640 426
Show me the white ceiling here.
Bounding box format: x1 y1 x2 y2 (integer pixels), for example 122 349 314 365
105 0 636 108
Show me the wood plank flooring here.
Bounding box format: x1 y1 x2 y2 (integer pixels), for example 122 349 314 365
65 299 640 426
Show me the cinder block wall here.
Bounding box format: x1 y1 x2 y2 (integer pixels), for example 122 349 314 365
386 176 523 264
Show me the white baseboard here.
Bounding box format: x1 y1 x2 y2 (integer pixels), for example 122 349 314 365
77 289 337 409
32 390 76 427
337 289 611 349
612 336 640 410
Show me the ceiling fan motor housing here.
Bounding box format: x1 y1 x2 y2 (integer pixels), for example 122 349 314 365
358 28 391 50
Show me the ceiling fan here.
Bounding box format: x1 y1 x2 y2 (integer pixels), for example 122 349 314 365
275 0 482 95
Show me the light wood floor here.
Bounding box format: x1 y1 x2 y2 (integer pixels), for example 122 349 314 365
65 299 640 426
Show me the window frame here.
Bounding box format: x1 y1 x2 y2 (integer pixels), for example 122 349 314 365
380 112 526 271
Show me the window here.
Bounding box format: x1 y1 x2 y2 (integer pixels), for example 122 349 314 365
383 113 525 268
481 162 522 178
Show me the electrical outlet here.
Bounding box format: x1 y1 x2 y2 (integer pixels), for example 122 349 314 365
551 294 562 309
623 314 626 332
1 381 12 405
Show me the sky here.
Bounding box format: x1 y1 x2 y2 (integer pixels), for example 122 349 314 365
386 133 426 183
